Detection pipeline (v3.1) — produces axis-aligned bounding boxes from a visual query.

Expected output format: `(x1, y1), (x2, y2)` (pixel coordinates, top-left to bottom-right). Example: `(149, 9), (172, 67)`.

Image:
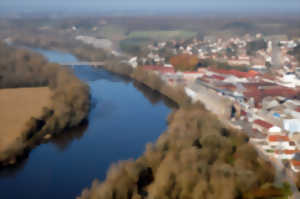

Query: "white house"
(273, 150), (297, 160)
(284, 119), (300, 134)
(290, 160), (300, 172)
(128, 57), (138, 68)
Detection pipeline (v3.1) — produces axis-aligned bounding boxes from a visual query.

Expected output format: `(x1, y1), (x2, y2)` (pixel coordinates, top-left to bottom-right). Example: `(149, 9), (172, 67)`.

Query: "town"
(126, 33), (300, 176)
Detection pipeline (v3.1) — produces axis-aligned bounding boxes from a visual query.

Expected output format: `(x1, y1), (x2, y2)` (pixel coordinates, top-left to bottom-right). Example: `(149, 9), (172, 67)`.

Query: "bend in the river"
(0, 48), (175, 199)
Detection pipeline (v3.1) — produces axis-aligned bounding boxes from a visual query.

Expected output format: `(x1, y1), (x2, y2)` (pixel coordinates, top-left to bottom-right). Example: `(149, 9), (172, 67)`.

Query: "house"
(267, 135), (290, 147)
(128, 57), (138, 68)
(274, 150), (298, 160)
(283, 119), (300, 134)
(208, 68), (259, 79)
(253, 119), (274, 133)
(290, 160), (300, 172)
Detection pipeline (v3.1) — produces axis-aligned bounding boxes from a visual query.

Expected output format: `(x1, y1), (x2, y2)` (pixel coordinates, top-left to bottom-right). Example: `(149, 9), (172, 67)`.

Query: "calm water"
(0, 49), (174, 199)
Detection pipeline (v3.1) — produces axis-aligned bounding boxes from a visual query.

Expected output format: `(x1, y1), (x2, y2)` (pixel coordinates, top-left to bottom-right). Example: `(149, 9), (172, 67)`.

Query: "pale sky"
(1, 0), (300, 13)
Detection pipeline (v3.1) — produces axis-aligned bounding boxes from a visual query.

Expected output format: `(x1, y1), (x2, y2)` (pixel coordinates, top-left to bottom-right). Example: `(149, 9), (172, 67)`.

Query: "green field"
(128, 30), (197, 41)
(119, 38), (151, 55)
(98, 25), (128, 40)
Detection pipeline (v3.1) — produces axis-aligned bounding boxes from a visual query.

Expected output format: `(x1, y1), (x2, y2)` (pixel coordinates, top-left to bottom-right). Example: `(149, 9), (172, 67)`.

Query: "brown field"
(0, 87), (52, 157)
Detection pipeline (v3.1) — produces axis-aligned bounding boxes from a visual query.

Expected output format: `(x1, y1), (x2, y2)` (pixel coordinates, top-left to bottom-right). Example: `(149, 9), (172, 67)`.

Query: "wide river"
(0, 49), (175, 198)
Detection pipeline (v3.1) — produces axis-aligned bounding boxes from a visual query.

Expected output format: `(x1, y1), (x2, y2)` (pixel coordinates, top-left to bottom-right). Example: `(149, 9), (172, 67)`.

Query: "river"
(0, 48), (175, 199)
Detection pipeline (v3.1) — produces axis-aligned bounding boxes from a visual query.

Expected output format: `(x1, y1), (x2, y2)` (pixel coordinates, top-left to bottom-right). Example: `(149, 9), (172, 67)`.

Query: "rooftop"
(291, 160), (300, 167)
(268, 135), (290, 142)
(254, 119), (273, 129)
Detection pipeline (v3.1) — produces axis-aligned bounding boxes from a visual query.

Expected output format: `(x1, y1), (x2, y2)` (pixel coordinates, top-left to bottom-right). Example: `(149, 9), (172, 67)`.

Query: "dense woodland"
(170, 54), (199, 71)
(0, 42), (90, 163)
(246, 39), (267, 56)
(78, 102), (290, 199)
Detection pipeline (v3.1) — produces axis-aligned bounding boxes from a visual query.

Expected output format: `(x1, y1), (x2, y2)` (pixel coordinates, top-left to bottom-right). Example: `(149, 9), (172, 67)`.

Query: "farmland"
(128, 30), (197, 41)
(0, 87), (51, 162)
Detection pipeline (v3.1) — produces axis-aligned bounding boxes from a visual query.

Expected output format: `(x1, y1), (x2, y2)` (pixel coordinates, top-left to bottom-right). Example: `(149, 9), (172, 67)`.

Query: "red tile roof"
(291, 160), (300, 166)
(242, 82), (275, 90)
(208, 68), (259, 78)
(217, 84), (237, 92)
(183, 71), (204, 74)
(254, 119), (273, 129)
(290, 141), (296, 146)
(260, 73), (276, 81)
(244, 86), (300, 105)
(275, 150), (299, 155)
(211, 74), (225, 81)
(284, 150), (299, 155)
(241, 110), (247, 116)
(261, 87), (298, 97)
(268, 135), (290, 142)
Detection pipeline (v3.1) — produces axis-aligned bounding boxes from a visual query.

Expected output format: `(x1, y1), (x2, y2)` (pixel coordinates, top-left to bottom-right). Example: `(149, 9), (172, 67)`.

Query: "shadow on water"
(72, 65), (132, 84)
(0, 152), (30, 178)
(0, 121), (89, 176)
(50, 121), (89, 151)
(132, 81), (178, 109)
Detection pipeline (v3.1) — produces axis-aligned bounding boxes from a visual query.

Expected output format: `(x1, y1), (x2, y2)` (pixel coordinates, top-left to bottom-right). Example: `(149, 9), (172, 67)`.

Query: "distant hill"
(222, 21), (257, 34)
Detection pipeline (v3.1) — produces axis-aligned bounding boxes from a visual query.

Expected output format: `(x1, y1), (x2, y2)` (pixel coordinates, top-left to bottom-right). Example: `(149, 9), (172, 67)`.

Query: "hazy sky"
(1, 0), (300, 13)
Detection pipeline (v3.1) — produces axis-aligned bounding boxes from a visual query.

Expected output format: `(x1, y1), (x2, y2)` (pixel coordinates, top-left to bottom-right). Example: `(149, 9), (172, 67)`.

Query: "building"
(253, 119), (274, 133)
(274, 150), (298, 160)
(290, 160), (300, 172)
(267, 135), (290, 147)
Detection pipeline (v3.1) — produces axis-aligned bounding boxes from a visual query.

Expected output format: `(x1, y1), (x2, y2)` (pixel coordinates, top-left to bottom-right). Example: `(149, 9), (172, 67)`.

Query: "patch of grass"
(98, 25), (127, 40)
(119, 38), (151, 55)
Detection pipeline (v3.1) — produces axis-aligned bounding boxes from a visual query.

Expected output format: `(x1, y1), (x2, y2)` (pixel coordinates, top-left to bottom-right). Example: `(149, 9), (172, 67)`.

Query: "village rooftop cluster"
(128, 33), (300, 174)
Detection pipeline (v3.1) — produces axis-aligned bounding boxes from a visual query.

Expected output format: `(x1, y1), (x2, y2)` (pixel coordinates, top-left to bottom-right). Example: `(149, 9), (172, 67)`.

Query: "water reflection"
(51, 121), (89, 151)
(0, 151), (30, 178)
(133, 81), (178, 109)
(0, 122), (88, 176)
(72, 65), (132, 84)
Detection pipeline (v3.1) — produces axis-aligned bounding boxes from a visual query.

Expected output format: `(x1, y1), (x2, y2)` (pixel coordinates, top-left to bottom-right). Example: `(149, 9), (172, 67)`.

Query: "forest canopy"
(78, 103), (289, 199)
(170, 54), (199, 71)
(246, 39), (267, 55)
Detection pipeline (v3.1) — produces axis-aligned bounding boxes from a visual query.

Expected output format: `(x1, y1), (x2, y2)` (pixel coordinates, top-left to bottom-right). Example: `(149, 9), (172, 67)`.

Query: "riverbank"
(0, 43), (91, 166)
(67, 52), (291, 198)
(8, 41), (292, 198)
